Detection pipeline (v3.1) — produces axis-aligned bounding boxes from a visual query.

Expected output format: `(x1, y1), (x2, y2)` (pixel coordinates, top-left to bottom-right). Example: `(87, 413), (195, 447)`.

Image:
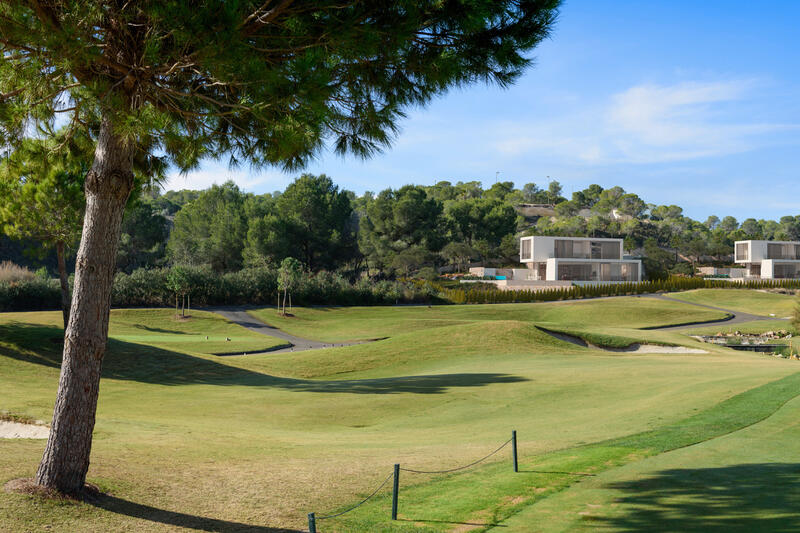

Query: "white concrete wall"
(761, 259), (774, 279)
(512, 268), (533, 280)
(735, 240), (766, 263)
(546, 258), (558, 280)
(532, 236), (556, 262)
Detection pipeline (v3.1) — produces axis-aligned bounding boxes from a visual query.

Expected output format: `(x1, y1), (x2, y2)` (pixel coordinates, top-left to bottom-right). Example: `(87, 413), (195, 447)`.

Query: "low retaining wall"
(460, 279), (573, 292)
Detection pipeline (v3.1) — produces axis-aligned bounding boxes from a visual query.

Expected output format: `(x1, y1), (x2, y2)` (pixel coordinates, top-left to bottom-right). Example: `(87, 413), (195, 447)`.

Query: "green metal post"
(392, 463), (400, 520)
(512, 430), (518, 472)
(308, 512), (316, 533)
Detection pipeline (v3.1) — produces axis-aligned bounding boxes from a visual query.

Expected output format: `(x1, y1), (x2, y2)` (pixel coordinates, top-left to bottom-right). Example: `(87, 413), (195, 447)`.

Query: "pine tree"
(0, 0), (560, 494)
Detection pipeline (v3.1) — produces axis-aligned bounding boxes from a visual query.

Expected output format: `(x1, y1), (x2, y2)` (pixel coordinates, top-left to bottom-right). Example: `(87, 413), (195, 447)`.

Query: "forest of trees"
(5, 175), (799, 282)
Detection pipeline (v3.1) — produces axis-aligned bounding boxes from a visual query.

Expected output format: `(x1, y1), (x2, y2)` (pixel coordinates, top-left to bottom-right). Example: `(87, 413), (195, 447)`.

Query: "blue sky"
(164, 1), (800, 221)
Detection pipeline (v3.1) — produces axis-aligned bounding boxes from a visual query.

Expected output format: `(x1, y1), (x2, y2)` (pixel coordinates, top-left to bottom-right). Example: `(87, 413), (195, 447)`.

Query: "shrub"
(0, 261), (35, 283)
(0, 278), (61, 311)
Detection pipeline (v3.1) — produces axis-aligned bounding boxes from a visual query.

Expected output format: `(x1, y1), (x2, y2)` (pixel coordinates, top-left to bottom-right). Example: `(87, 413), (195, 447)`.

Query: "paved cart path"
(642, 294), (789, 331)
(207, 306), (371, 355)
(209, 294), (789, 354)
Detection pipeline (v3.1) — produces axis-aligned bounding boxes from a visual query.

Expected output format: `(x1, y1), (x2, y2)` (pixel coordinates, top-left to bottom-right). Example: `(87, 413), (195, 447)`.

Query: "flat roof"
(520, 235), (623, 242)
(735, 240), (800, 245)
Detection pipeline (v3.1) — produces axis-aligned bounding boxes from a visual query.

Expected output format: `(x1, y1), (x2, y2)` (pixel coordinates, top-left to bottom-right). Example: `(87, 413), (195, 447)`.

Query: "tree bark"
(35, 118), (134, 494)
(55, 240), (70, 331)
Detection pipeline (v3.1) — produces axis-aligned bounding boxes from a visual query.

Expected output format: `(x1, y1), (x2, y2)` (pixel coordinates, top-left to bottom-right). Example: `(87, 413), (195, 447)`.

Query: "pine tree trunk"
(56, 240), (70, 331)
(35, 118), (134, 495)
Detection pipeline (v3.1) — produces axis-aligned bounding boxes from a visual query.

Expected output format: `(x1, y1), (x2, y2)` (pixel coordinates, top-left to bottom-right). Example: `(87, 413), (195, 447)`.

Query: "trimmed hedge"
(3, 270), (799, 312)
(438, 276), (800, 304)
(0, 278), (62, 311)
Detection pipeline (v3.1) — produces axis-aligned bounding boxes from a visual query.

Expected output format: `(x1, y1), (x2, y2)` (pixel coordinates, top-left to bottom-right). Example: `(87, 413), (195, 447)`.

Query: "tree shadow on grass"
(131, 323), (193, 335)
(594, 463), (800, 532)
(0, 322), (528, 393)
(90, 493), (302, 532)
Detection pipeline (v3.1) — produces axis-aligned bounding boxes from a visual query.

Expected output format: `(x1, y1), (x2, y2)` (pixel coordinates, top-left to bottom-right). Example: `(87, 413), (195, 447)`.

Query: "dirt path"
(207, 306), (371, 354)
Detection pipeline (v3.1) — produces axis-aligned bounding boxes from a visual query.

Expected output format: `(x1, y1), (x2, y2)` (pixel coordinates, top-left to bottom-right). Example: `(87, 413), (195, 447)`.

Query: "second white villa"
(735, 240), (800, 279)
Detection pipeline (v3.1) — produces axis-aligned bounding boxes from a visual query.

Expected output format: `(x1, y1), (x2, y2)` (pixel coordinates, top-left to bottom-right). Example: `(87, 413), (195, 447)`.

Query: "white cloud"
(161, 163), (292, 193)
(493, 79), (798, 165)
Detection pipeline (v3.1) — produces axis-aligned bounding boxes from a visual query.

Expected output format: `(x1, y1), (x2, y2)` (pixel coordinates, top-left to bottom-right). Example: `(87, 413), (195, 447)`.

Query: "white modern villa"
(519, 236), (642, 283)
(734, 240), (800, 279)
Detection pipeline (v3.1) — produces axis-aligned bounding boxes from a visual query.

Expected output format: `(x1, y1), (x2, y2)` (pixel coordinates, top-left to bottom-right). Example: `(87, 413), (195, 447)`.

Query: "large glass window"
(600, 241), (620, 259)
(768, 243), (784, 259)
(557, 262), (638, 281)
(555, 239), (620, 259)
(774, 264), (800, 279)
(735, 243), (748, 261)
(558, 263), (592, 280)
(520, 239), (532, 260)
(766, 243), (800, 260)
(554, 239), (573, 259)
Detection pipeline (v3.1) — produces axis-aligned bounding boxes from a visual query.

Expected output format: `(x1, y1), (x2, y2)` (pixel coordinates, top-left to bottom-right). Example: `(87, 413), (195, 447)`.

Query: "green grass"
(248, 296), (730, 343)
(669, 288), (797, 317)
(501, 377), (800, 532)
(686, 319), (796, 336)
(0, 292), (796, 531)
(109, 308), (287, 354)
(332, 370), (800, 531)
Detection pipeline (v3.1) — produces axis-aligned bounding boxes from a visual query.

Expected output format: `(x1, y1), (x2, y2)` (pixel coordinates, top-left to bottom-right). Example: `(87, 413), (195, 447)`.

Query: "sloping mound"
(247, 320), (585, 379)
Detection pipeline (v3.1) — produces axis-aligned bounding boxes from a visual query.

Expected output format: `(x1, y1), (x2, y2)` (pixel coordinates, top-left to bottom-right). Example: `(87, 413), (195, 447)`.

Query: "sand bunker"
(539, 327), (707, 354)
(0, 420), (49, 439)
(616, 344), (707, 354)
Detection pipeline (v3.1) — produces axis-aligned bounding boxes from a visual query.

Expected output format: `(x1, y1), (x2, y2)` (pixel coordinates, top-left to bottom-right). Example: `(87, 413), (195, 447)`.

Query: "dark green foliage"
(167, 182), (248, 271)
(0, 0), (561, 173)
(117, 199), (169, 272)
(0, 130), (87, 256)
(0, 278), (62, 311)
(244, 174), (356, 270)
(358, 185), (445, 271)
(5, 270), (800, 311)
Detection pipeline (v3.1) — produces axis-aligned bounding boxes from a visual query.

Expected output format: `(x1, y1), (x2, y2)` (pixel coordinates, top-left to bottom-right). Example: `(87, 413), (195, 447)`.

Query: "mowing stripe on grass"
(322, 370), (800, 532)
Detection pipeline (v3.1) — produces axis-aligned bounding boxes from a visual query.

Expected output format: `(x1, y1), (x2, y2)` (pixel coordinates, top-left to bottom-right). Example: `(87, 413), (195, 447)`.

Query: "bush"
(0, 278), (61, 311)
(0, 261), (35, 283)
(6, 266), (800, 312)
(416, 267), (439, 281)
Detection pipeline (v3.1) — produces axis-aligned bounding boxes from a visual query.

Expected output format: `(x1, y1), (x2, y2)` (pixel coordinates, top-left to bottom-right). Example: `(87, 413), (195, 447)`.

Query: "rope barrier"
(316, 470), (394, 520)
(309, 431), (519, 532)
(399, 438), (512, 474)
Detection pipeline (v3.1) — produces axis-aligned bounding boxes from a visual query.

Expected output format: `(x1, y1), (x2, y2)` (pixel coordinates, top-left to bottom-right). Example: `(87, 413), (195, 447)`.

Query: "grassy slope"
(500, 381), (800, 532)
(248, 296), (729, 343)
(335, 369), (800, 532)
(109, 308), (287, 354)
(0, 294), (795, 532)
(669, 288), (797, 317)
